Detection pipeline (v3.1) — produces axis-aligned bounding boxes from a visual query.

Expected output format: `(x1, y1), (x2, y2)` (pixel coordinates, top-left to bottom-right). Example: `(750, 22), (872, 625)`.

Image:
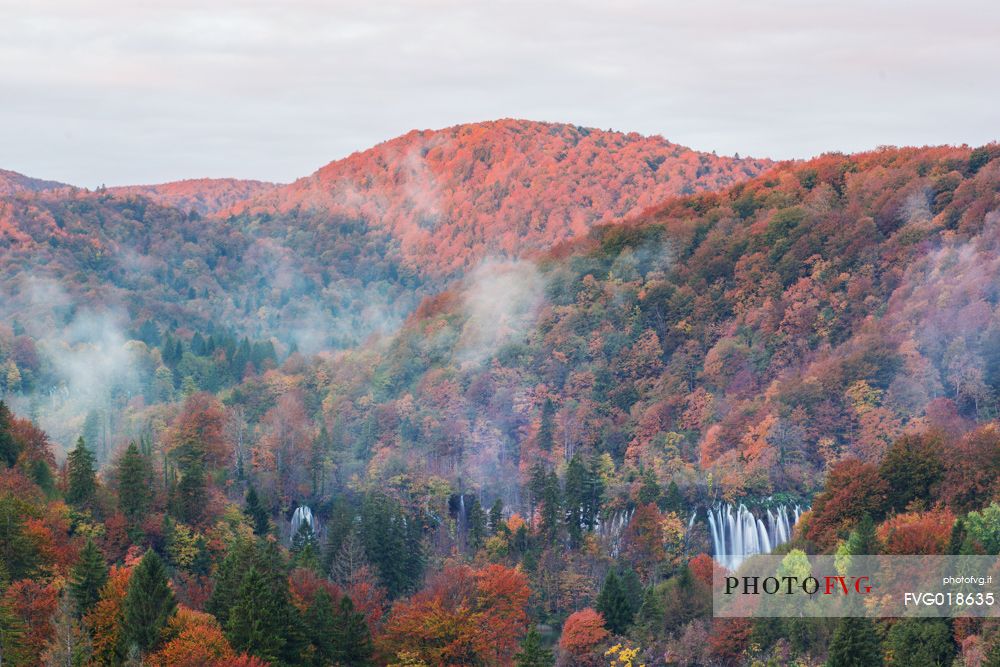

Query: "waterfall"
(291, 505), (316, 541)
(701, 503), (803, 570)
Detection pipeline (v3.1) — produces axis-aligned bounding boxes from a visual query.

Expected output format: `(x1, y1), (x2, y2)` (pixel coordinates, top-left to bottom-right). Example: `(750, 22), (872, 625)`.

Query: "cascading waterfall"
(290, 505), (316, 542)
(703, 503), (803, 570)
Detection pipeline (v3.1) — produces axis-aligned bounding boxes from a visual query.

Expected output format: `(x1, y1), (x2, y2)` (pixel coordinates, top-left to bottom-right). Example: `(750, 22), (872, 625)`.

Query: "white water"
(704, 503), (802, 570)
(291, 505), (316, 541)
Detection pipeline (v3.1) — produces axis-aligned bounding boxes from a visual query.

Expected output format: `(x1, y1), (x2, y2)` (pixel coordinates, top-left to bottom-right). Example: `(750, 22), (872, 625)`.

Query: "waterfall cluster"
(705, 504), (802, 570)
(291, 505), (316, 539)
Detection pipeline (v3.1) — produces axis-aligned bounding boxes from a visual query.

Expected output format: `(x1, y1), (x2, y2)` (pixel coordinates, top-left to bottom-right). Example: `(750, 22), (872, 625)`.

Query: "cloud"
(0, 0), (998, 187)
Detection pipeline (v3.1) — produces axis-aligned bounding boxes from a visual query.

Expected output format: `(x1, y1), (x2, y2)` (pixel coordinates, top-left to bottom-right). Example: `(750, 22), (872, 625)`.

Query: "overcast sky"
(1, 0), (998, 188)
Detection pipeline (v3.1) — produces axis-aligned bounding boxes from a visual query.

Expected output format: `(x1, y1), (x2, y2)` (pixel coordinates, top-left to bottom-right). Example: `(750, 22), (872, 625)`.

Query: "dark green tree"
(359, 493), (423, 598)
(117, 442), (151, 526)
(0, 401), (21, 468)
(884, 619), (954, 667)
(226, 566), (289, 664)
(489, 499), (505, 535)
(174, 458), (207, 525)
(244, 485), (270, 536)
(304, 587), (337, 667)
(637, 468), (661, 506)
(466, 497), (487, 552)
(121, 550), (176, 654)
(633, 586), (666, 640)
(69, 538), (108, 616)
(514, 626), (555, 667)
(537, 398), (555, 452)
(846, 514), (881, 556)
(206, 538), (256, 628)
(564, 454), (588, 547)
(596, 570), (634, 635)
(827, 617), (883, 667)
(292, 522), (321, 572)
(332, 594), (374, 666)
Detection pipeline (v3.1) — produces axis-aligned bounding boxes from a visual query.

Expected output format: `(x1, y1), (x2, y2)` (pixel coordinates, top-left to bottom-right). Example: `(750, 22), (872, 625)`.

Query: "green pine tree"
(515, 626), (555, 667)
(489, 499), (505, 535)
(537, 398), (555, 452)
(117, 442), (151, 526)
(69, 538), (108, 616)
(332, 594), (374, 666)
(564, 454), (587, 548)
(466, 497), (487, 552)
(634, 586), (666, 639)
(827, 616), (883, 667)
(174, 457), (207, 525)
(846, 514), (881, 556)
(121, 550), (176, 654)
(596, 570), (634, 635)
(883, 619), (954, 667)
(244, 485), (271, 536)
(0, 401), (22, 468)
(226, 566), (288, 664)
(304, 587), (337, 667)
(292, 522), (321, 572)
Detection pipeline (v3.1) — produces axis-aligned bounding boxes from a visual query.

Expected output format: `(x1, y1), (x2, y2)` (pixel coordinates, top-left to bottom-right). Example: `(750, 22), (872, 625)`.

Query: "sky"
(1, 0), (998, 188)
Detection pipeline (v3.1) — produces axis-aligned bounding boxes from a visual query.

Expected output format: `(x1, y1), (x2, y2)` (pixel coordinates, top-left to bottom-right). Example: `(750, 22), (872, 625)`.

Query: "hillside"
(2, 141), (1000, 667)
(0, 168), (68, 196)
(106, 178), (279, 215)
(234, 119), (772, 276)
(0, 120), (770, 360)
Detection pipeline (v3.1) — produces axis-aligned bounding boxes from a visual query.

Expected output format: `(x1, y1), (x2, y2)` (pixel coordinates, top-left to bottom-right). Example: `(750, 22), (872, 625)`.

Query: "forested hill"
(228, 119), (772, 276)
(2, 142), (1000, 666)
(300, 143), (1000, 505)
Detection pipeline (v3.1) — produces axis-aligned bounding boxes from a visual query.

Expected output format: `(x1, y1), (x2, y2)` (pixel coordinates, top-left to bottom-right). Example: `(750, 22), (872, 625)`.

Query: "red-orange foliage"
(237, 120), (770, 277)
(3, 579), (58, 660)
(288, 566), (342, 612)
(688, 553), (717, 587)
(941, 424), (1000, 512)
(878, 509), (955, 555)
(168, 392), (231, 469)
(86, 564), (133, 664)
(559, 608), (608, 656)
(708, 618), (752, 663)
(622, 503), (667, 580)
(805, 459), (888, 549)
(148, 607), (237, 667)
(382, 563), (530, 666)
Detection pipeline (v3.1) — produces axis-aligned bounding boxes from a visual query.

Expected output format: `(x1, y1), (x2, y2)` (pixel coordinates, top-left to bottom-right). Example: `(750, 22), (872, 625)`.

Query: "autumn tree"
(558, 608), (608, 662)
(877, 432), (944, 513)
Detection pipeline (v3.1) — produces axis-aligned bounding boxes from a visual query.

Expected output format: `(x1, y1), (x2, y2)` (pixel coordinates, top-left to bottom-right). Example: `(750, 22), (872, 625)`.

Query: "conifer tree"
(564, 454), (588, 547)
(466, 497), (487, 552)
(489, 499), (505, 535)
(827, 616), (883, 667)
(226, 566), (288, 664)
(304, 587), (338, 666)
(69, 538), (108, 616)
(515, 626), (555, 667)
(121, 550), (176, 654)
(117, 442), (151, 525)
(292, 522), (321, 572)
(596, 570), (634, 635)
(537, 398), (555, 451)
(244, 485), (271, 536)
(846, 514), (881, 556)
(332, 594), (374, 666)
(0, 400), (21, 468)
(174, 458), (207, 525)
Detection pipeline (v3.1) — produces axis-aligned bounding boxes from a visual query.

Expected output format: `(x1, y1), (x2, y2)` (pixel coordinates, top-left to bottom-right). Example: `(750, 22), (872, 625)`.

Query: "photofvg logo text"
(713, 555), (1000, 618)
(724, 575), (871, 596)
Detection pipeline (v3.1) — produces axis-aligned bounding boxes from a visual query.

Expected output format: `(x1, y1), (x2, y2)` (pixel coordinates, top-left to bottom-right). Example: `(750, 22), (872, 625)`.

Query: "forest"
(1, 124), (1000, 665)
